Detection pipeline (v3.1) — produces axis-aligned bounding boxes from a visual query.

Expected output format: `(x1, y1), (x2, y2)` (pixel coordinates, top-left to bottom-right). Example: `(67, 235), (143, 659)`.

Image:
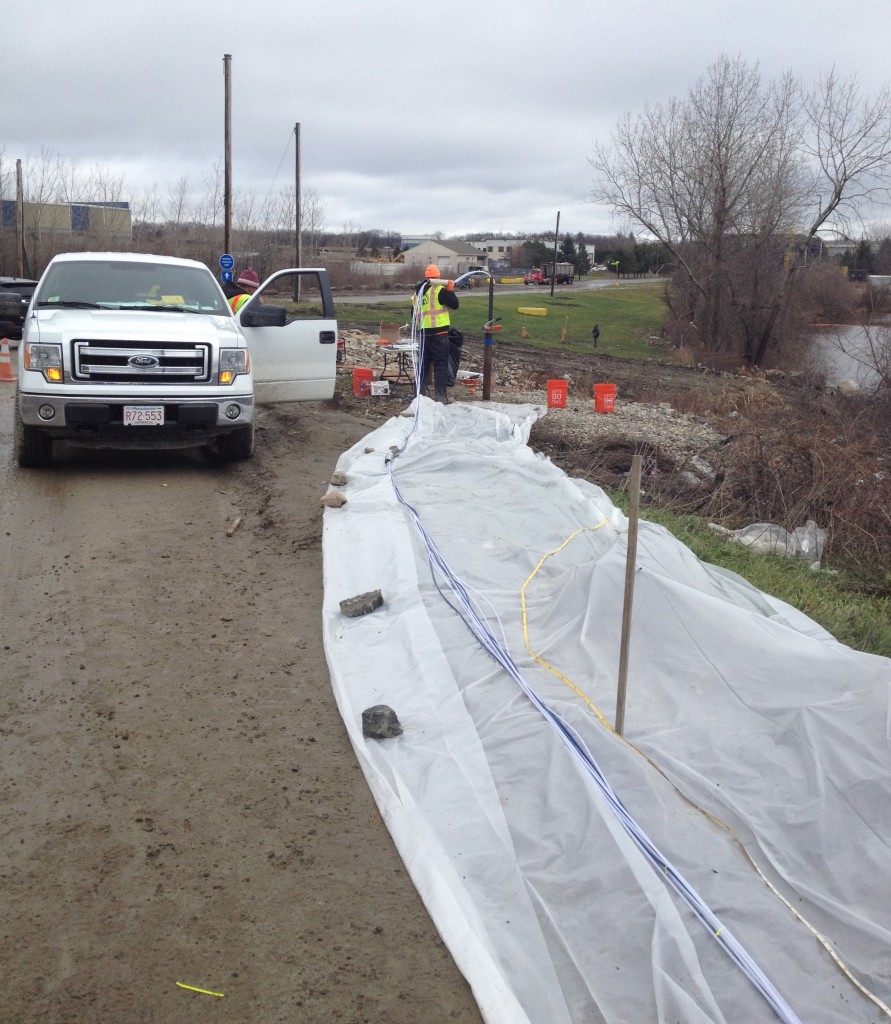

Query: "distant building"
(814, 227), (856, 260)
(400, 234), (436, 251)
(477, 238), (529, 268)
(401, 239), (488, 277)
(1, 200), (132, 242)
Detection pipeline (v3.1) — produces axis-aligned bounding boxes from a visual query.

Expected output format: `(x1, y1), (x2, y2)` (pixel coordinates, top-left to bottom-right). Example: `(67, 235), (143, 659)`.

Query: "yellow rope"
(176, 982), (224, 997)
(520, 522), (614, 730)
(520, 526), (891, 1019)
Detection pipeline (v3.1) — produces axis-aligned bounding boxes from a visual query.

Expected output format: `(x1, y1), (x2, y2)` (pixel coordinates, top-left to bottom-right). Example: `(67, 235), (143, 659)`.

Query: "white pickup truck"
(14, 251), (337, 467)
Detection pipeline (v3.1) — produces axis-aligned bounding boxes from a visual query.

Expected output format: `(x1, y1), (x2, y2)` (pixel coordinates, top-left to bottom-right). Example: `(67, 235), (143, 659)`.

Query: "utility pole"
(550, 211), (560, 298)
(223, 54), (232, 257)
(294, 123), (301, 268)
(15, 159), (24, 277)
(294, 123), (301, 302)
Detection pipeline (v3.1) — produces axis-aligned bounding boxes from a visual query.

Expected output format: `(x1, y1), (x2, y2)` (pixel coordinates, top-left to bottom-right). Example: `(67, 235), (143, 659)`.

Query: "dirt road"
(0, 387), (482, 1023)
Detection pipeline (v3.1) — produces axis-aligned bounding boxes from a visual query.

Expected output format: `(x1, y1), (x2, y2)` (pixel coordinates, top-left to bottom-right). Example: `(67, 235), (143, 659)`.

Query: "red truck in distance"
(523, 263), (575, 285)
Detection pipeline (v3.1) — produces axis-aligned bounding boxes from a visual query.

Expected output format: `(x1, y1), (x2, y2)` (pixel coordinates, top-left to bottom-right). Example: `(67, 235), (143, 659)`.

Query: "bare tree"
(197, 161), (225, 232)
(133, 183), (163, 226)
(591, 56), (891, 366)
(0, 147), (11, 200)
(164, 175), (193, 254)
(4, 145), (335, 275)
(301, 187), (327, 262)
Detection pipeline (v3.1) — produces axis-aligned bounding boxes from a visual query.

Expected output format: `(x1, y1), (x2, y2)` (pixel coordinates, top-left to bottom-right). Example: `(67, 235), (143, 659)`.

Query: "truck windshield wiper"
(126, 304), (208, 314)
(37, 300), (101, 309)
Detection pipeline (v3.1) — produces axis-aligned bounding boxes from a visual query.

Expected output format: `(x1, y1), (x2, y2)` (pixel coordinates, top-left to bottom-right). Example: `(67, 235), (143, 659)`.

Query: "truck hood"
(30, 308), (242, 345)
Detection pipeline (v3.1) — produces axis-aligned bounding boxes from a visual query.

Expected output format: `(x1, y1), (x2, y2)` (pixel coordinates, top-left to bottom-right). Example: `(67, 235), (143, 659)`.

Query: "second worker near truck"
(414, 264), (459, 403)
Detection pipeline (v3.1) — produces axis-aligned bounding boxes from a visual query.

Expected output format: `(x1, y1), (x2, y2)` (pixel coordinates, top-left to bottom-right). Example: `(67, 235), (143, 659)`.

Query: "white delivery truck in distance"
(14, 252), (337, 467)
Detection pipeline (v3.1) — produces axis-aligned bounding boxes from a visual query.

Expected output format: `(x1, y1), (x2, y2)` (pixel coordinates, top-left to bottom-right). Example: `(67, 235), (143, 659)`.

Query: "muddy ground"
(0, 385), (484, 1024)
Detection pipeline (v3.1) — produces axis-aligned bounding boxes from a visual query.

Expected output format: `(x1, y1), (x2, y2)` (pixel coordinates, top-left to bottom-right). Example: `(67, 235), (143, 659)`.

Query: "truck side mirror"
(241, 304), (287, 328)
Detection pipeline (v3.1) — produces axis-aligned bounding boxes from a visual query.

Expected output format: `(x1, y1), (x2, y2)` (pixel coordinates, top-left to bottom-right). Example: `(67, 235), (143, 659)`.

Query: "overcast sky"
(6, 0), (891, 239)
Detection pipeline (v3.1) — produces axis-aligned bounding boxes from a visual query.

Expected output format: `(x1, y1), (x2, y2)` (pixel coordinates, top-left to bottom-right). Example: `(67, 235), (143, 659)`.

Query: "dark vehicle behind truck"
(0, 277), (39, 343)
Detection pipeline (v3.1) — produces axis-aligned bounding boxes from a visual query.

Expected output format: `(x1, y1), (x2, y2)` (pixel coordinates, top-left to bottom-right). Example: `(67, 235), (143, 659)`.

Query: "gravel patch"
(341, 328), (726, 473)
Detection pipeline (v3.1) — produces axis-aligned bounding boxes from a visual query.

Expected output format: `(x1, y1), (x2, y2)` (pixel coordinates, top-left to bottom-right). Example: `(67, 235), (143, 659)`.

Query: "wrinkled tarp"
(321, 399), (890, 1024)
(708, 519), (828, 566)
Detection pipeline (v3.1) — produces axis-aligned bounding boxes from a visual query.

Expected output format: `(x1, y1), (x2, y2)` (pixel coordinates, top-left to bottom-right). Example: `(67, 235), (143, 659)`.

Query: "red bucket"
(593, 383), (616, 413)
(352, 367), (374, 396)
(547, 379), (568, 408)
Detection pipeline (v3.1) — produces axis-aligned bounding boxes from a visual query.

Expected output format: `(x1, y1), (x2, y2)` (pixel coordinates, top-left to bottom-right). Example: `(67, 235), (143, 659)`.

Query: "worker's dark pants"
(420, 330), (450, 400)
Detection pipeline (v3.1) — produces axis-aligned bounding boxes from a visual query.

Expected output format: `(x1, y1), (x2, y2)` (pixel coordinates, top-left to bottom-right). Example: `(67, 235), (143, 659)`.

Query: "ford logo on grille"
(128, 355), (160, 368)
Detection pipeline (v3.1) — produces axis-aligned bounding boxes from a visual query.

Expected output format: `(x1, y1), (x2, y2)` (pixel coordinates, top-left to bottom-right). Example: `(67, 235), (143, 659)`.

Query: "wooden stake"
(615, 454), (641, 736)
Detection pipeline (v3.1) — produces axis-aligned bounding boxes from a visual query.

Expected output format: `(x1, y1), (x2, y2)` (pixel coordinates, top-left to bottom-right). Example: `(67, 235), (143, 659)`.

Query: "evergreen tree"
(558, 234), (578, 266)
(575, 241), (593, 276)
(875, 237), (891, 275)
(521, 240), (550, 267)
(854, 239), (875, 273)
(620, 244), (639, 275)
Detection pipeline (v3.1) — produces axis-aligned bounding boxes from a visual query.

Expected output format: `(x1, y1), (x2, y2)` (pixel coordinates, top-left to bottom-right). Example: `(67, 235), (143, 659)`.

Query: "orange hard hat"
(424, 264), (440, 279)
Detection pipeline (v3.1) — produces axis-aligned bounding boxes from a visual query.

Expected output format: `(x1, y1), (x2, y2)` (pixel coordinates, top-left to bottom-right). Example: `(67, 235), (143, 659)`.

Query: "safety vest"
(230, 293), (251, 314)
(417, 283), (450, 331)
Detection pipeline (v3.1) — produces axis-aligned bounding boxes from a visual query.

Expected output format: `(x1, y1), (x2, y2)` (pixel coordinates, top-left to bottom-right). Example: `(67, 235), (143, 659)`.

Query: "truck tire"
(14, 405), (53, 468)
(215, 424), (254, 462)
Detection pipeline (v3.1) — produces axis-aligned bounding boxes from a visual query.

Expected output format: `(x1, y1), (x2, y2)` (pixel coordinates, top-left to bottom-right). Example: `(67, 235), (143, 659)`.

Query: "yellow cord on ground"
(520, 522), (614, 731)
(176, 982), (225, 997)
(520, 526), (891, 1019)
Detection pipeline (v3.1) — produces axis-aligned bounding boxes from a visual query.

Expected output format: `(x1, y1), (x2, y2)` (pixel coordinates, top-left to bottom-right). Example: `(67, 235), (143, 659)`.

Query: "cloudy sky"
(6, 0), (891, 239)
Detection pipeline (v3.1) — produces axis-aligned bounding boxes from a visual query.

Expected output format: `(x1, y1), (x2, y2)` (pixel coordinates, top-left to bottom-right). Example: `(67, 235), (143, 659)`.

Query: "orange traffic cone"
(0, 338), (15, 382)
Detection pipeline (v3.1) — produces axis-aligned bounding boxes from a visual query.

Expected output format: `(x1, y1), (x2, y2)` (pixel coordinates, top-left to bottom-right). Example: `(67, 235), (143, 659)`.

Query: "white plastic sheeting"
(707, 520), (828, 567)
(321, 399), (891, 1024)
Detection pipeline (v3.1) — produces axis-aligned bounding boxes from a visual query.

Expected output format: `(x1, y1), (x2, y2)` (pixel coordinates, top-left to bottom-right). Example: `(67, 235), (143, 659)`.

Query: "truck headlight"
(219, 348), (249, 385)
(25, 343), (63, 382)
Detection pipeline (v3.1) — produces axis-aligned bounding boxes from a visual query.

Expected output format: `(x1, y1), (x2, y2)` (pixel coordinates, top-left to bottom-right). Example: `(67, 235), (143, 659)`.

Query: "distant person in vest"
(413, 264), (459, 403)
(228, 268), (260, 314)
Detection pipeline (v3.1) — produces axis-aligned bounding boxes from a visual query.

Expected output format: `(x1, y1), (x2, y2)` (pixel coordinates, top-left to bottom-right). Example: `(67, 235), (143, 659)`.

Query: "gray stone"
(362, 704), (403, 740)
(330, 470), (348, 487)
(339, 589), (384, 618)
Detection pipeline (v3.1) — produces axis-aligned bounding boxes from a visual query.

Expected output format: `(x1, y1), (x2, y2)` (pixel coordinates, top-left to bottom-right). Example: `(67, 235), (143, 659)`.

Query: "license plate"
(124, 405), (164, 426)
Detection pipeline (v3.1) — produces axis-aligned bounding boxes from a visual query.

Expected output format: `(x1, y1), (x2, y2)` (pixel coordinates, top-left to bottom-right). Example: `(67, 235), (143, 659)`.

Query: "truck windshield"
(36, 260), (229, 315)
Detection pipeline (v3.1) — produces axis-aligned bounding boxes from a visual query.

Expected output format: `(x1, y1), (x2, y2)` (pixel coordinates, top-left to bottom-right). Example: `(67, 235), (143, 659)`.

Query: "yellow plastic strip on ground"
(176, 981), (225, 997)
(517, 307), (548, 316)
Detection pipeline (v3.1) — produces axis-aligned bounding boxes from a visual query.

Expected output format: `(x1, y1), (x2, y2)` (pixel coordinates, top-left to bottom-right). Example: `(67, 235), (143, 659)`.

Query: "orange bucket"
(352, 367), (374, 396)
(593, 383), (616, 413)
(547, 379), (568, 408)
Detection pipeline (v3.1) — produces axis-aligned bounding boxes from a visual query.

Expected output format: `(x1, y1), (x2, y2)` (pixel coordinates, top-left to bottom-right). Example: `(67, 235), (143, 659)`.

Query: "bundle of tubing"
(385, 298), (805, 1022)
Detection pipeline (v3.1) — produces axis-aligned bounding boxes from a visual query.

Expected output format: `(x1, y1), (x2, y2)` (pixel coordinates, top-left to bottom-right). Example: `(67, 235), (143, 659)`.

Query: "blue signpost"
(219, 253), (234, 285)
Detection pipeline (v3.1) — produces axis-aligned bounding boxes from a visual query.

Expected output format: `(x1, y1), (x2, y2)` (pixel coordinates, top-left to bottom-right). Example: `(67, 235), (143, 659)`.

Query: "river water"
(814, 324), (888, 390)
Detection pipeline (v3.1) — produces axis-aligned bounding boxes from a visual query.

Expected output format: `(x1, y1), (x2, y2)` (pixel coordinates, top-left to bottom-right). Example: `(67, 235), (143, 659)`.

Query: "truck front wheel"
(215, 424), (255, 462)
(14, 408), (53, 468)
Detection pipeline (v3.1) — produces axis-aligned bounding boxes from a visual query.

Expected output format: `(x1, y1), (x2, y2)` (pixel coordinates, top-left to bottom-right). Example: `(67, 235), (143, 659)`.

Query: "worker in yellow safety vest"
(227, 268), (260, 314)
(413, 264), (459, 403)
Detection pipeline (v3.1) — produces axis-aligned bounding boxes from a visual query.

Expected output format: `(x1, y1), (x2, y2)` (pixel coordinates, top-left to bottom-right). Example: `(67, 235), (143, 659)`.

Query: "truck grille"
(72, 339), (211, 384)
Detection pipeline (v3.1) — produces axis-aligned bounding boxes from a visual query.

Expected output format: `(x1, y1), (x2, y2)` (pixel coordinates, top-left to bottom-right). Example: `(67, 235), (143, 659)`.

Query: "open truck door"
(237, 268), (337, 403)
